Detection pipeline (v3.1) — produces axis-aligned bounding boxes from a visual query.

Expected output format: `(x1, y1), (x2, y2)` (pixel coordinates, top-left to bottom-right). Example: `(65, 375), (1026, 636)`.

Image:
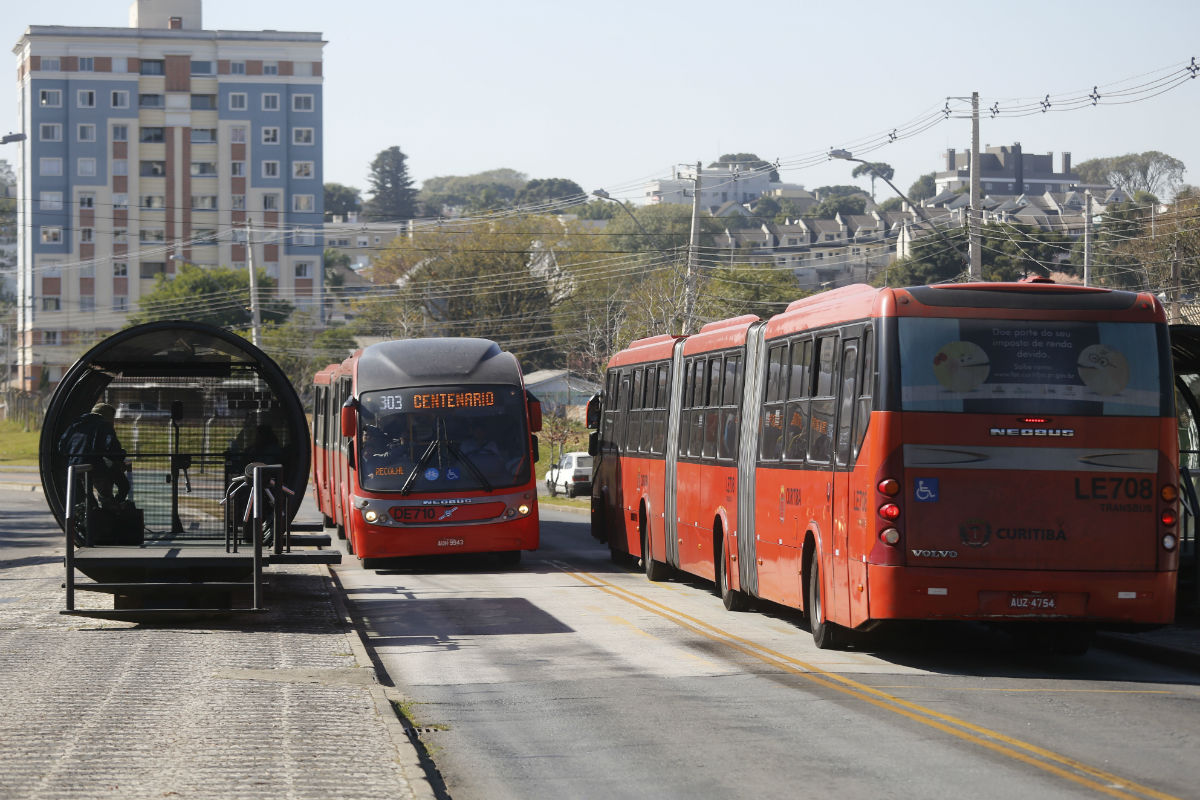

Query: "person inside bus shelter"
(58, 402), (131, 509)
(225, 410), (284, 476)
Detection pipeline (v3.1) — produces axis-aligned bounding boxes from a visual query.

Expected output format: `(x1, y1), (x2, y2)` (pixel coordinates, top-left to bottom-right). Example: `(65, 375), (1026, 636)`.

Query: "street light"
(592, 189), (652, 238)
(1, 132), (26, 145)
(829, 149), (969, 275)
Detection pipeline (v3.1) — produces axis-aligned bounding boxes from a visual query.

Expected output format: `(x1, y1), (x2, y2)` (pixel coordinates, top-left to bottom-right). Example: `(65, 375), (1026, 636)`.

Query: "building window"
(294, 261), (312, 278)
(293, 128), (314, 145)
(80, 296), (95, 312)
(191, 162), (218, 177)
(113, 228), (127, 243)
(293, 194), (315, 212)
(39, 88), (61, 107)
(139, 93), (164, 108)
(231, 61), (246, 75)
(293, 161), (314, 179)
(45, 330), (61, 344)
(231, 160), (245, 177)
(42, 57), (61, 71)
(112, 160), (127, 176)
(39, 123), (62, 142)
(77, 89), (96, 108)
(113, 296), (128, 312)
(262, 161), (279, 178)
(112, 124), (128, 142)
(111, 90), (129, 109)
(140, 127), (165, 143)
(77, 123), (96, 142)
(113, 262), (128, 277)
(292, 94), (314, 111)
(295, 229), (316, 246)
(77, 158), (97, 177)
(262, 93), (280, 111)
(263, 194), (280, 211)
(263, 62), (279, 76)
(39, 192), (63, 211)
(194, 229), (218, 244)
(42, 297), (61, 312)
(78, 57), (94, 72)
(229, 92), (247, 111)
(191, 195), (218, 210)
(79, 192), (95, 209)
(230, 126), (247, 144)
(140, 195), (166, 209)
(140, 230), (166, 243)
(232, 195), (246, 210)
(140, 161), (166, 177)
(80, 228), (94, 244)
(39, 158), (63, 176)
(141, 59), (164, 75)
(191, 128), (217, 144)
(190, 60), (213, 75)
(261, 127), (279, 144)
(190, 94), (217, 110)
(112, 194), (128, 210)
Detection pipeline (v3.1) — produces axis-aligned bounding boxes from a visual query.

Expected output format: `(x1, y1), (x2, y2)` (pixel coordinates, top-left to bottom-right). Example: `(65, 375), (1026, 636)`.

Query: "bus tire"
(323, 514), (334, 528)
(717, 532), (749, 612)
(807, 558), (842, 650)
(641, 513), (670, 582)
(335, 521), (347, 540)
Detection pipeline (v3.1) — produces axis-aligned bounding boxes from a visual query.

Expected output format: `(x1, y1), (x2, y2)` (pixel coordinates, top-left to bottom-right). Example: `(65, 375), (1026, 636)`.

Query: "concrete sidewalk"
(0, 484), (438, 800)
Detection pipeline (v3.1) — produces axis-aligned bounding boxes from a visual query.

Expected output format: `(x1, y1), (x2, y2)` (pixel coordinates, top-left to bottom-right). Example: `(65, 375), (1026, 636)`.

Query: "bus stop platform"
(0, 482), (438, 800)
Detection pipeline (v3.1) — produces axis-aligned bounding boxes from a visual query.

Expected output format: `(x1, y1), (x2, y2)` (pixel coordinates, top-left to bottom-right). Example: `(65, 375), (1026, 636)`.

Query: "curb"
(323, 566), (441, 800)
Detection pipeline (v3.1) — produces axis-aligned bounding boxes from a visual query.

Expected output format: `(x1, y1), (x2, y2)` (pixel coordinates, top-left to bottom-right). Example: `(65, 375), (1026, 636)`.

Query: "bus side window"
(616, 371), (631, 455)
(678, 360), (693, 457)
(627, 367), (644, 453)
(718, 354), (741, 461)
(836, 341), (859, 465)
(760, 344), (787, 461)
(853, 328), (874, 459)
(652, 363), (670, 454)
(688, 358), (706, 459)
(808, 335), (837, 464)
(702, 356), (723, 459)
(783, 339), (812, 461)
(640, 365), (656, 453)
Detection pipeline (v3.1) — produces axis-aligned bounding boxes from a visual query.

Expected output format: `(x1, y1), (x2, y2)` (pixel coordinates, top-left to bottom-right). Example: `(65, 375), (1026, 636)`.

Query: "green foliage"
(515, 178), (585, 207)
(323, 248), (350, 288)
(1070, 193), (1200, 294)
(907, 172), (937, 202)
(571, 198), (620, 221)
(257, 312), (358, 404)
(805, 194), (866, 218)
(1073, 151), (1186, 198)
(324, 182), (361, 221)
(127, 262), (292, 329)
(0, 418), (40, 464)
(813, 185), (862, 199)
(703, 262), (804, 321)
(711, 153), (779, 182)
(362, 146), (418, 222)
(850, 161), (894, 200)
(418, 169), (528, 216)
(885, 222), (1072, 287)
(877, 197), (903, 212)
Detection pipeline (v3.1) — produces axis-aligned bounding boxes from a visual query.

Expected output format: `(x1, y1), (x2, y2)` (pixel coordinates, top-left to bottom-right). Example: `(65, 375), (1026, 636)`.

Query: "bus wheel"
(497, 550), (522, 567)
(807, 559), (842, 649)
(642, 516), (670, 582)
(335, 522), (347, 540)
(345, 530), (355, 556)
(323, 514), (334, 528)
(717, 534), (748, 612)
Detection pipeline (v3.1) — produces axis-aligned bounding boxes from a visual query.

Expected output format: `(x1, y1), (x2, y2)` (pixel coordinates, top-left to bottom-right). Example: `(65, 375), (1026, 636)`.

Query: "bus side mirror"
(527, 391), (542, 433)
(588, 431), (598, 456)
(586, 394), (601, 429)
(531, 434), (540, 463)
(340, 398), (356, 438)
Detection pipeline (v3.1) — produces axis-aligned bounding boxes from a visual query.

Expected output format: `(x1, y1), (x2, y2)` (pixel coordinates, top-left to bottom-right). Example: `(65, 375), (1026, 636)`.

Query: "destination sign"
(412, 391), (496, 410)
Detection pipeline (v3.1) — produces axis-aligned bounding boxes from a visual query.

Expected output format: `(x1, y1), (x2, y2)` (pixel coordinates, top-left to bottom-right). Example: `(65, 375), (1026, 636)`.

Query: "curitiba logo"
(959, 518), (991, 548)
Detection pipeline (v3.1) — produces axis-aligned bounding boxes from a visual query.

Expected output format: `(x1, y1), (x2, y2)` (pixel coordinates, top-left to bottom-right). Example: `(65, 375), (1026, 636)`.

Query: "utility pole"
(246, 221), (262, 347)
(968, 91), (982, 281)
(684, 161), (701, 335)
(1082, 190), (1092, 286)
(1172, 236), (1182, 324)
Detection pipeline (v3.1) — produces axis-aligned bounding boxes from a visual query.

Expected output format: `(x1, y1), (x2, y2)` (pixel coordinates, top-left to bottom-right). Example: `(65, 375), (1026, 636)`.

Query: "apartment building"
(12, 0), (325, 389)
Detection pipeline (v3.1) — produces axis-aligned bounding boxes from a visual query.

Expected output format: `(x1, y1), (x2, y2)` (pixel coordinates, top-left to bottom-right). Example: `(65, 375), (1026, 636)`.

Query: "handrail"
(63, 463), (94, 611)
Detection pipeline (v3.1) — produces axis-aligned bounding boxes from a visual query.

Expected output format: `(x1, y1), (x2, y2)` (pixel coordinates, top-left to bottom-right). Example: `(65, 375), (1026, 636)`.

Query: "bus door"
(809, 333), (849, 624)
(832, 335), (861, 627)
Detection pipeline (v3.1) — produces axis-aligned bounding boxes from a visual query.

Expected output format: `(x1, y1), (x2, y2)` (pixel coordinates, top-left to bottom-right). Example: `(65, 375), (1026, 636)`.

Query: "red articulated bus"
(590, 280), (1179, 650)
(312, 337), (542, 566)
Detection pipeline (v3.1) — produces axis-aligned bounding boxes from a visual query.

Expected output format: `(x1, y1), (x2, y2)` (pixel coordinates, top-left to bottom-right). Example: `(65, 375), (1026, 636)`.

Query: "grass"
(0, 420), (41, 465)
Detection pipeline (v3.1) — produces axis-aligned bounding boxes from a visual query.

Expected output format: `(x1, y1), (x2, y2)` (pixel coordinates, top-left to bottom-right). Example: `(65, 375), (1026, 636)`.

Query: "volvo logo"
(990, 428), (1074, 437)
(911, 549), (958, 559)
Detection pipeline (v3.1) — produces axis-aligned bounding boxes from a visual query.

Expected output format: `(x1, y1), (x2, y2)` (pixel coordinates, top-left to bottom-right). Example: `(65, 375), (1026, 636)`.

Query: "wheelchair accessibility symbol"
(914, 478), (939, 502)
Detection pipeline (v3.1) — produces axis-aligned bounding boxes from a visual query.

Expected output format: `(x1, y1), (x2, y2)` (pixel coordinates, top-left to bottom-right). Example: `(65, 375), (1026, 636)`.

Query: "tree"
(418, 169), (528, 216)
(128, 263), (292, 329)
(324, 183), (361, 222)
(850, 162), (894, 202)
(361, 146), (417, 222)
(258, 312), (357, 404)
(805, 195), (867, 218)
(515, 178), (585, 208)
(907, 172), (937, 202)
(886, 222), (1070, 287)
(813, 185), (862, 199)
(323, 248), (350, 288)
(711, 153), (779, 182)
(1074, 151), (1186, 198)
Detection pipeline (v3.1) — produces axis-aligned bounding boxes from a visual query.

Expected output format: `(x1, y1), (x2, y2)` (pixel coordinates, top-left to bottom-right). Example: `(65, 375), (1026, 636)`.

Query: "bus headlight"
(363, 509), (379, 523)
(518, 504), (531, 516)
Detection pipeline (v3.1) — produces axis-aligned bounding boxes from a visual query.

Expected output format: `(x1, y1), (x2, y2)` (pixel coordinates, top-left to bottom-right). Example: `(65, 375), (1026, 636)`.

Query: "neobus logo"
(990, 427), (1074, 438)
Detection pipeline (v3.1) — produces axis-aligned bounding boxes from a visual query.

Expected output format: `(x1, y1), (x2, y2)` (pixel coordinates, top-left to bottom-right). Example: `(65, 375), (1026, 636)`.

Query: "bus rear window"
(897, 318), (1165, 416)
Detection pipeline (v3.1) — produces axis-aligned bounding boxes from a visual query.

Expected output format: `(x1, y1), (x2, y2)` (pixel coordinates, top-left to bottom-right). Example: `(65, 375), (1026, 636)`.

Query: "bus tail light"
(879, 503), (900, 521)
(1161, 509), (1178, 528)
(877, 478), (900, 497)
(1163, 534), (1178, 550)
(1161, 485), (1178, 502)
(879, 528), (901, 545)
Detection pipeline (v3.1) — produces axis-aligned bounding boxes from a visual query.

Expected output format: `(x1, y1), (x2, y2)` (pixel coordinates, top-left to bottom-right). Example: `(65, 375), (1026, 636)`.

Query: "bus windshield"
(898, 318), (1166, 416)
(357, 385), (530, 492)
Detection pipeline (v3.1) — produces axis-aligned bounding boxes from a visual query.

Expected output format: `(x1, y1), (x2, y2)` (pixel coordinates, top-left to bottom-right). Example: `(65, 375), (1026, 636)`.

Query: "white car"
(544, 451), (593, 498)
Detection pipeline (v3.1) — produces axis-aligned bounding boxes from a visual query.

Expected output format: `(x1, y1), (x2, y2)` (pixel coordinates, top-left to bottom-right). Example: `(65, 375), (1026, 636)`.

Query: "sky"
(7, 1), (1200, 205)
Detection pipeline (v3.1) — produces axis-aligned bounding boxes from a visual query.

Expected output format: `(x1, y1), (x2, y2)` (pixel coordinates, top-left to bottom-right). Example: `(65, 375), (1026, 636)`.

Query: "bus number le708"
(1072, 477), (1153, 501)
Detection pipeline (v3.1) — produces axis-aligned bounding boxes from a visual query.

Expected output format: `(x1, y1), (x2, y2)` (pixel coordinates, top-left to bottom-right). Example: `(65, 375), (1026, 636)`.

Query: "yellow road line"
(559, 564), (1181, 800)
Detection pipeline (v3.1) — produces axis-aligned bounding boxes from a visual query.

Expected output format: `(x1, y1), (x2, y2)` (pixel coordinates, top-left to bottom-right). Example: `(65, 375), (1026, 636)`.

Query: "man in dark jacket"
(58, 402), (130, 508)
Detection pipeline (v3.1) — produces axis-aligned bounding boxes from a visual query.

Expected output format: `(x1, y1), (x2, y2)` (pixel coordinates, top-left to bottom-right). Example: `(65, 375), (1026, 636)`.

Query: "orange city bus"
(590, 280), (1179, 650)
(313, 337), (542, 566)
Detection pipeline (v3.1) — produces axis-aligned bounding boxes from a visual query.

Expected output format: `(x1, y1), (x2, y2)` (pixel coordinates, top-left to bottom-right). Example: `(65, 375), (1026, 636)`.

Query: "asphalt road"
(333, 507), (1200, 800)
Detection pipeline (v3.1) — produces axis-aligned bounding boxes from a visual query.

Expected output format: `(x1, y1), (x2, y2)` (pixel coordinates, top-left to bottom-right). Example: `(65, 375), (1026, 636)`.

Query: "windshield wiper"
(399, 417), (446, 496)
(447, 439), (493, 493)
